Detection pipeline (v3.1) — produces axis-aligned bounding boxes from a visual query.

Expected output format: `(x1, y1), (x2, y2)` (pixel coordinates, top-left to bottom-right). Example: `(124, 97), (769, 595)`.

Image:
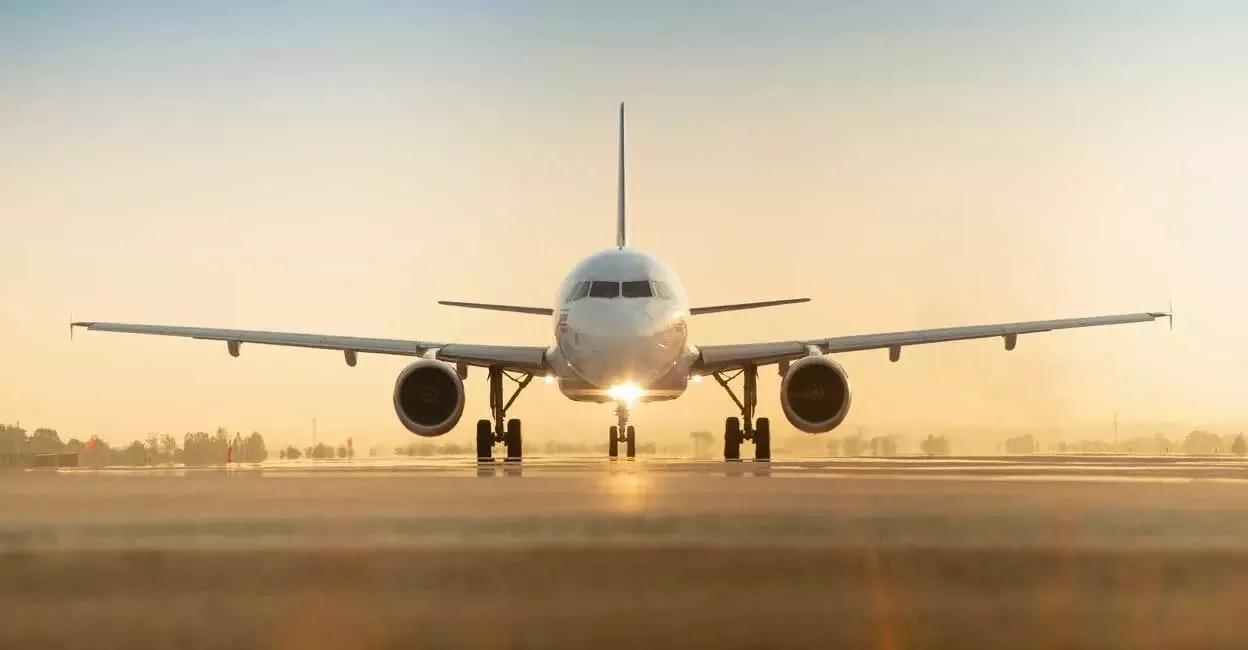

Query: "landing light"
(691, 374), (703, 383)
(606, 382), (643, 405)
(545, 375), (554, 385)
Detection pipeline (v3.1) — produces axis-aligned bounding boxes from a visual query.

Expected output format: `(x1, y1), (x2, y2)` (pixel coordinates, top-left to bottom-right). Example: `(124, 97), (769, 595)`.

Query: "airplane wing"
(438, 301), (554, 316)
(689, 298), (810, 315)
(70, 321), (549, 373)
(695, 310), (1170, 374)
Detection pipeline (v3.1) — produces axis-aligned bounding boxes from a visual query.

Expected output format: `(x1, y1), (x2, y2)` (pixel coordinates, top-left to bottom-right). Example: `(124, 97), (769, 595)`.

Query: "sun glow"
(606, 382), (643, 405)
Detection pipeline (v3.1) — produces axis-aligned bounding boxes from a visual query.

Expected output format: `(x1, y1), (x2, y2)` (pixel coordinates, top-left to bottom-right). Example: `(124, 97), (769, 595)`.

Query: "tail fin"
(616, 102), (627, 249)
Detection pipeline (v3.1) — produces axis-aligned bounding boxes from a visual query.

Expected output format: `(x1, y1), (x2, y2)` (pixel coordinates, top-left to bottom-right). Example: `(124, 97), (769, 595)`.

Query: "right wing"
(70, 321), (549, 373)
(689, 298), (810, 315)
(695, 310), (1169, 373)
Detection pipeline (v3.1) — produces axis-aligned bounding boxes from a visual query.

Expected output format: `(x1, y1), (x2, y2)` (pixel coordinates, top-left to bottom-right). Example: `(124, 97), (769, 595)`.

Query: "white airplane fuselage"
(548, 248), (695, 403)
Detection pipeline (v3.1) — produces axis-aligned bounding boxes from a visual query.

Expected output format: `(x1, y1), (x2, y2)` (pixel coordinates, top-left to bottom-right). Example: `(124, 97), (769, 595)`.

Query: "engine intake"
(393, 360), (465, 437)
(780, 355), (852, 433)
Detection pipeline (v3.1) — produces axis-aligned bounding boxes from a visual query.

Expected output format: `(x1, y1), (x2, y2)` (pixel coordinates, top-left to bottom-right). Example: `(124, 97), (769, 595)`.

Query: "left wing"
(695, 310), (1170, 374)
(70, 321), (549, 373)
(438, 301), (554, 316)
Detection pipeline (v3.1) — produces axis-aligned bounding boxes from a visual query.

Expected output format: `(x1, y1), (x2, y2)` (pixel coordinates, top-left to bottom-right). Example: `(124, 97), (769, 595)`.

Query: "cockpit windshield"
(570, 280), (670, 300)
(621, 280), (653, 298)
(588, 281), (620, 299)
(565, 281), (590, 302)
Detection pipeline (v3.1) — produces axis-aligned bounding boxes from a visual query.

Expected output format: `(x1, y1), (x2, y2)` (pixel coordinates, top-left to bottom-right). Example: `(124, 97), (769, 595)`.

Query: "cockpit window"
(588, 281), (620, 299)
(621, 280), (653, 298)
(566, 281), (590, 302)
(651, 281), (670, 299)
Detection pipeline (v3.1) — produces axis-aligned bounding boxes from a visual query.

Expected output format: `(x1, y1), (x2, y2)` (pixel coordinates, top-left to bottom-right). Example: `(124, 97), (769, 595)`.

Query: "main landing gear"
(608, 401), (637, 459)
(712, 364), (770, 461)
(476, 367), (532, 462)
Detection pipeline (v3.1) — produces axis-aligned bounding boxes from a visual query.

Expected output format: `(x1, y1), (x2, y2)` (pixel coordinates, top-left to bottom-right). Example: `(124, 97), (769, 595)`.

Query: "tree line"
(1004, 431), (1247, 455)
(0, 423), (267, 467)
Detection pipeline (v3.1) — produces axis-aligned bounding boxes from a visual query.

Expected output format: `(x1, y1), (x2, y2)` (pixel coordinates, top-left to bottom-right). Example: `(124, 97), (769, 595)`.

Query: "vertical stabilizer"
(616, 102), (627, 248)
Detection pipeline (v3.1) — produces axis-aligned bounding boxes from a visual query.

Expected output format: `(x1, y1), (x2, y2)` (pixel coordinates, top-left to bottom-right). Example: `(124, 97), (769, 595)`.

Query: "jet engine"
(780, 355), (852, 433)
(392, 360), (465, 437)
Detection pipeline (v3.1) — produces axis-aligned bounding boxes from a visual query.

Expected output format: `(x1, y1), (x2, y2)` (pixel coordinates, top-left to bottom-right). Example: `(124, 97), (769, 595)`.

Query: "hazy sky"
(2, 1), (1245, 448)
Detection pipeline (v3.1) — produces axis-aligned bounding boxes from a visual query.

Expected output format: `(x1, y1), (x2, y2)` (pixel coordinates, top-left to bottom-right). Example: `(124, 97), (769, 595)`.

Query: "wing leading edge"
(70, 321), (549, 373)
(695, 310), (1170, 373)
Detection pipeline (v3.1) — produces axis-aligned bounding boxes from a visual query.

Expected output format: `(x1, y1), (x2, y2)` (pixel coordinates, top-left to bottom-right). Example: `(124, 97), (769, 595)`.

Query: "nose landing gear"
(475, 367), (532, 463)
(712, 364), (770, 461)
(608, 402), (636, 459)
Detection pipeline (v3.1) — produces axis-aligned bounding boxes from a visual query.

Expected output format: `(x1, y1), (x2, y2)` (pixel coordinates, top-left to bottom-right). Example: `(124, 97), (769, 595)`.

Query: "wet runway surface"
(4, 455), (1248, 648)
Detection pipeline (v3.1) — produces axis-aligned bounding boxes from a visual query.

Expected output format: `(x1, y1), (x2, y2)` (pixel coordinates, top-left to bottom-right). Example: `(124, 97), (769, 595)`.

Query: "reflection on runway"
(7, 454), (1248, 648)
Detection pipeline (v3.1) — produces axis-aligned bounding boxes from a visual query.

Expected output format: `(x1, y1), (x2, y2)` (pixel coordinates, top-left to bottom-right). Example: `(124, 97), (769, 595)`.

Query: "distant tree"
(306, 443), (336, 459)
(336, 445), (347, 459)
(842, 435), (864, 457)
(28, 428), (64, 454)
(825, 438), (841, 456)
(1233, 435), (1246, 456)
(1004, 434), (1037, 455)
(241, 432), (268, 463)
(116, 441), (148, 466)
(0, 424), (26, 454)
(80, 436), (113, 466)
(183, 431), (227, 466)
(920, 435), (951, 457)
(436, 443), (472, 455)
(283, 445), (301, 460)
(213, 428), (230, 460)
(159, 434), (179, 463)
(1183, 430), (1220, 455)
(65, 438), (85, 453)
(870, 436), (897, 457)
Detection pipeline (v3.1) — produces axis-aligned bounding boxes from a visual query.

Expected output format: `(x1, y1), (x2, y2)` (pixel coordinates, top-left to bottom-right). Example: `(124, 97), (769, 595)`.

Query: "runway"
(4, 455), (1248, 648)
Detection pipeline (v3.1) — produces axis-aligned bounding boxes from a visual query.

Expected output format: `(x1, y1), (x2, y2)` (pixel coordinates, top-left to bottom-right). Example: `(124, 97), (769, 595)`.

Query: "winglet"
(1168, 299), (1174, 332)
(69, 313), (73, 342)
(616, 101), (627, 249)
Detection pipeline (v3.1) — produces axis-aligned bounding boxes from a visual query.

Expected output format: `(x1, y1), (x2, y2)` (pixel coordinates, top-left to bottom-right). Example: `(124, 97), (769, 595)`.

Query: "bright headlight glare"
(606, 382), (643, 404)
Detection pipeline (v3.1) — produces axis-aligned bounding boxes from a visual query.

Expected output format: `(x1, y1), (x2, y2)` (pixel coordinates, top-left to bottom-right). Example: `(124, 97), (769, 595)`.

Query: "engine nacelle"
(392, 360), (465, 437)
(780, 355), (853, 433)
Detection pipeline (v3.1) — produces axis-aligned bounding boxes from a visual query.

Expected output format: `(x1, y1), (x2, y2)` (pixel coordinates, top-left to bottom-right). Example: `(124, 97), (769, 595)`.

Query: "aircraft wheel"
(626, 425), (636, 458)
(754, 417), (771, 461)
(504, 419), (522, 461)
(609, 426), (619, 458)
(724, 417), (742, 461)
(476, 419), (493, 461)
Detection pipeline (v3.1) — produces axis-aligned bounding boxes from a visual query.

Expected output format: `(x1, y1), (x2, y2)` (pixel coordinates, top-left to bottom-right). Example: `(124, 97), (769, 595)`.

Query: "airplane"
(71, 104), (1171, 462)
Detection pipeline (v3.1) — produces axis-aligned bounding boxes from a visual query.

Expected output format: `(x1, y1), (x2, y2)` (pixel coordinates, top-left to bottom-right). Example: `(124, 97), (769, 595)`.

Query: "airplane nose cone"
(590, 307), (656, 338)
(564, 305), (673, 387)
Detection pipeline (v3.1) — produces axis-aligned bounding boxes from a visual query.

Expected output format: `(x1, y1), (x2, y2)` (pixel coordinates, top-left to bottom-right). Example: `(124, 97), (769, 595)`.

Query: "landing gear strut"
(476, 367), (532, 462)
(608, 401), (636, 459)
(713, 364), (770, 461)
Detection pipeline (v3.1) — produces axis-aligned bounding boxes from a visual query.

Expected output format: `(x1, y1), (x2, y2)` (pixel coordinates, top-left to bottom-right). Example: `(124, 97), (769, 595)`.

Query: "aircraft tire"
(609, 426), (619, 458)
(724, 417), (742, 461)
(476, 419), (493, 461)
(754, 417), (771, 461)
(626, 425), (636, 458)
(505, 419), (522, 461)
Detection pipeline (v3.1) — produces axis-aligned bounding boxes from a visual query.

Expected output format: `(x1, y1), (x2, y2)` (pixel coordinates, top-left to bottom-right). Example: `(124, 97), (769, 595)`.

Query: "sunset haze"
(2, 1), (1244, 449)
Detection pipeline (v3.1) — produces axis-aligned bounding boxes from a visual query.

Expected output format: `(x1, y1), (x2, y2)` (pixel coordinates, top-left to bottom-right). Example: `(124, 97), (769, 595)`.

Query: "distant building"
(869, 436), (897, 457)
(1004, 434), (1037, 455)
